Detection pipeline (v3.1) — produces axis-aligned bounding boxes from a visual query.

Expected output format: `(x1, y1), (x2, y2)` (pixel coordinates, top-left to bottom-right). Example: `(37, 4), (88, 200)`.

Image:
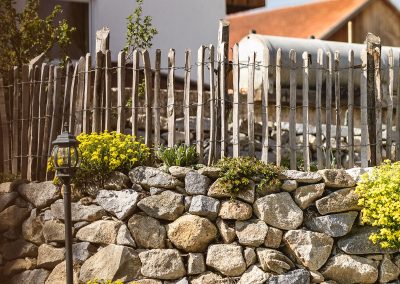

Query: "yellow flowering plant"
(355, 160), (400, 249)
(48, 131), (150, 192)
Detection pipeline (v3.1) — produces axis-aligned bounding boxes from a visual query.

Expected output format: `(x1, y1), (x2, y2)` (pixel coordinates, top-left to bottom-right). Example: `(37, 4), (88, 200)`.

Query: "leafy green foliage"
(0, 0), (75, 72)
(124, 0), (158, 60)
(356, 160), (400, 249)
(48, 131), (150, 193)
(156, 144), (198, 168)
(216, 157), (282, 195)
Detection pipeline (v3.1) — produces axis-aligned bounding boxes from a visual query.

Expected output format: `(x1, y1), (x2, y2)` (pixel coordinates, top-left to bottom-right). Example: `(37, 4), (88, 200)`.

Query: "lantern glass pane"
(56, 146), (70, 167)
(70, 146), (79, 167)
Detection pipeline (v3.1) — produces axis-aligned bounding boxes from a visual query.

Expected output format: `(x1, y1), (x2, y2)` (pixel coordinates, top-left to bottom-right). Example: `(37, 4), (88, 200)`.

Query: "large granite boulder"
(316, 188), (362, 215)
(129, 166), (182, 189)
(317, 169), (356, 188)
(305, 211), (358, 237)
(206, 244), (246, 276)
(18, 181), (61, 209)
(50, 200), (106, 222)
(139, 249), (186, 280)
(219, 200), (252, 220)
(235, 219), (268, 247)
(95, 189), (141, 220)
(128, 214), (166, 249)
(76, 220), (121, 245)
(256, 248), (294, 274)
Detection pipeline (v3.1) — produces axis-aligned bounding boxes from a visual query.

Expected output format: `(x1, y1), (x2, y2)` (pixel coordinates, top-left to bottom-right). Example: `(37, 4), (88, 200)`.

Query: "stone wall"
(0, 166), (399, 284)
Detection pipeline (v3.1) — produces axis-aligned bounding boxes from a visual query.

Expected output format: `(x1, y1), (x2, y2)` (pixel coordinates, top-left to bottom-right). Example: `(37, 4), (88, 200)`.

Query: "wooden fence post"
(104, 50), (112, 131)
(74, 57), (86, 135)
(232, 44), (240, 158)
(366, 33), (380, 166)
(197, 46), (205, 162)
(62, 62), (73, 127)
(117, 51), (126, 133)
(276, 49), (282, 166)
(0, 77), (10, 174)
(219, 43), (227, 158)
(302, 51), (310, 171)
(167, 49), (176, 147)
(12, 67), (20, 175)
(247, 52), (256, 157)
(396, 51), (400, 161)
(347, 50), (355, 168)
(316, 49), (324, 169)
(261, 47), (270, 163)
(68, 62), (78, 133)
(83, 53), (91, 134)
(131, 50), (139, 138)
(289, 49), (297, 170)
(142, 50), (153, 147)
(374, 46), (382, 165)
(21, 65), (30, 179)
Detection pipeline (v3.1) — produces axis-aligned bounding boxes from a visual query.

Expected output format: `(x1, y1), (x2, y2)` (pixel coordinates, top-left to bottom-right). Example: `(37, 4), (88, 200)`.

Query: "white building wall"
(91, 0), (226, 75)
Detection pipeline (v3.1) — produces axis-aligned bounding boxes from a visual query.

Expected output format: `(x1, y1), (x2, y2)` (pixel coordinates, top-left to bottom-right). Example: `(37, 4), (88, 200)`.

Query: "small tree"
(0, 0), (76, 73)
(124, 0), (158, 60)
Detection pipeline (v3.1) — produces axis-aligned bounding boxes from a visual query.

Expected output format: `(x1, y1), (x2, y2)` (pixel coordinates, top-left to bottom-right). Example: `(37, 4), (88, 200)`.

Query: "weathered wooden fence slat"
(334, 51), (341, 168)
(316, 49), (323, 169)
(247, 52), (256, 157)
(276, 48), (282, 166)
(387, 49), (394, 160)
(92, 51), (104, 133)
(104, 51), (112, 131)
(289, 49), (297, 170)
(397, 50), (400, 160)
(347, 50), (355, 168)
(62, 63), (72, 128)
(74, 57), (86, 135)
(82, 53), (91, 134)
(232, 44), (240, 158)
(197, 46), (205, 163)
(154, 49), (161, 147)
(21, 65), (30, 179)
(131, 50), (139, 138)
(143, 49), (153, 147)
(219, 43), (227, 158)
(208, 45), (217, 165)
(68, 62), (78, 134)
(183, 49), (191, 147)
(374, 47), (382, 164)
(0, 77), (10, 174)
(12, 67), (20, 175)
(326, 52), (333, 168)
(117, 51), (126, 134)
(167, 49), (176, 147)
(360, 50), (369, 168)
(302, 51), (310, 171)
(261, 47), (270, 163)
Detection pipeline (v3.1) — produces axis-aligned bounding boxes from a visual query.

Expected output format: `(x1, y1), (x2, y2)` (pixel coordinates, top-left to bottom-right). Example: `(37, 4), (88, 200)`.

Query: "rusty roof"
(227, 0), (372, 47)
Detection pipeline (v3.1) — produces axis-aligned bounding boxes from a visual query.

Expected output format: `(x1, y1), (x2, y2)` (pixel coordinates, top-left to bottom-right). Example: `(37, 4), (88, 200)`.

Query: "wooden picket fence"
(0, 35), (399, 181)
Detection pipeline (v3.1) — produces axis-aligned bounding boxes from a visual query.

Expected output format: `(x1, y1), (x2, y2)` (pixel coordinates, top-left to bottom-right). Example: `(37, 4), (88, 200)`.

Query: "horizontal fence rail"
(0, 40), (399, 181)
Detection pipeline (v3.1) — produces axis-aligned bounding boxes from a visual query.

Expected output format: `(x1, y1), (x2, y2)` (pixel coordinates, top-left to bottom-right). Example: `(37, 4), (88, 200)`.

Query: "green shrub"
(156, 144), (198, 168)
(216, 157), (282, 195)
(356, 160), (400, 249)
(48, 131), (150, 193)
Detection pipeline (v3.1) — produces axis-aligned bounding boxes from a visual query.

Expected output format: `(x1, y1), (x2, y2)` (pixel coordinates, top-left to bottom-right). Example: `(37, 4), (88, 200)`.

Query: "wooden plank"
(326, 52), (333, 168)
(154, 49), (161, 147)
(131, 50), (139, 137)
(316, 49), (324, 169)
(68, 62), (78, 133)
(40, 65), (54, 181)
(62, 62), (72, 127)
(276, 48), (282, 166)
(397, 51), (400, 160)
(347, 50), (355, 168)
(95, 27), (110, 54)
(36, 63), (49, 180)
(197, 46), (205, 162)
(219, 43), (227, 158)
(261, 47), (269, 163)
(142, 50), (153, 147)
(232, 44), (240, 158)
(49, 67), (63, 152)
(302, 51), (310, 171)
(104, 50), (112, 131)
(74, 57), (86, 135)
(27, 65), (40, 180)
(386, 49), (394, 160)
(167, 49), (176, 147)
(247, 52), (256, 157)
(82, 53), (92, 133)
(360, 50), (369, 168)
(289, 49), (297, 170)
(374, 46), (382, 165)
(0, 77), (10, 174)
(82, 53), (91, 134)
(92, 51), (104, 133)
(21, 65), (30, 179)
(334, 51), (341, 168)
(366, 33), (380, 166)
(117, 51), (126, 133)
(183, 49), (191, 146)
(12, 67), (19, 174)
(208, 45), (216, 165)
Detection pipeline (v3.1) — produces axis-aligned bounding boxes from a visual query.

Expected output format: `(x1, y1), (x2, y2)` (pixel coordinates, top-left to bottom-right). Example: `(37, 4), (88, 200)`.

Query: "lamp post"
(52, 124), (80, 284)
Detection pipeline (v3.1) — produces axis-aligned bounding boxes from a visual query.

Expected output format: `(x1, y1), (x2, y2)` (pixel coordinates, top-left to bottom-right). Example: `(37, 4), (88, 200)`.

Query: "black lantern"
(51, 124), (80, 284)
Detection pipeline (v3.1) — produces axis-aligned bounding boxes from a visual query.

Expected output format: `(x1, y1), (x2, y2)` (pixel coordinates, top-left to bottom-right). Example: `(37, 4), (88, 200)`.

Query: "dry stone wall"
(0, 166), (399, 284)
